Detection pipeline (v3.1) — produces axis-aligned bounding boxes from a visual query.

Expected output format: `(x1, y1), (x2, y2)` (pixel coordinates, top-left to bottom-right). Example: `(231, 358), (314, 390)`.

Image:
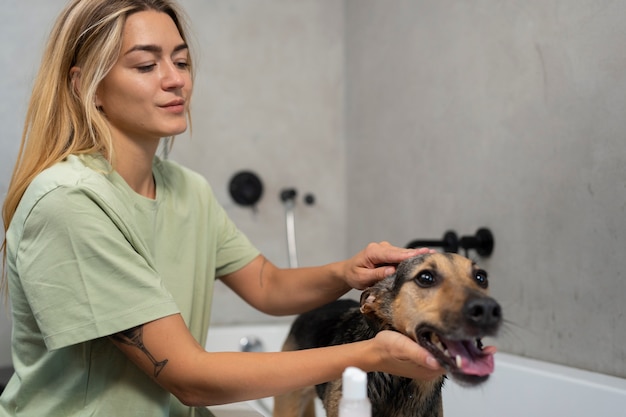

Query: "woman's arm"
(220, 243), (434, 316)
(110, 313), (443, 407)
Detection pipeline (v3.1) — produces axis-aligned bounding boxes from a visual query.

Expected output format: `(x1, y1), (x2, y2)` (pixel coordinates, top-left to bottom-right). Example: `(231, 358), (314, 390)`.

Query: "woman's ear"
(70, 66), (81, 94)
(70, 66), (102, 109)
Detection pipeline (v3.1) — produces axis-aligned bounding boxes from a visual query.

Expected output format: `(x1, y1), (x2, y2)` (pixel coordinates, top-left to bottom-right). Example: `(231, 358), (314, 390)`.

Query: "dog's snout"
(463, 297), (502, 329)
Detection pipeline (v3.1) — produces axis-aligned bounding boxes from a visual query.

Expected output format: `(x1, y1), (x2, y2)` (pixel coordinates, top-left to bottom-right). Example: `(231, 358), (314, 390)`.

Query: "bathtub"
(205, 323), (626, 417)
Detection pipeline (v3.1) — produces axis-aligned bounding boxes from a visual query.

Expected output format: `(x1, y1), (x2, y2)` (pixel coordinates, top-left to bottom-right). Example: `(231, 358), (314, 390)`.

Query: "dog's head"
(360, 252), (502, 385)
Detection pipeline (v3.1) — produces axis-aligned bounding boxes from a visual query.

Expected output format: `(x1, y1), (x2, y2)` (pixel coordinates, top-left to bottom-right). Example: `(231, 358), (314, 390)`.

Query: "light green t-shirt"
(0, 154), (259, 417)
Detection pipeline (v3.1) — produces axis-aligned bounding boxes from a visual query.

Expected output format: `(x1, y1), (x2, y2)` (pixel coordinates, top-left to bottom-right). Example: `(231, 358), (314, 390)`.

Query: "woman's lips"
(161, 99), (185, 114)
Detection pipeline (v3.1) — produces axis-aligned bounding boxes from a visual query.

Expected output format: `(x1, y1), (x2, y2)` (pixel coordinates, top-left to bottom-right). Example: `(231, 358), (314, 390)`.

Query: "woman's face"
(96, 10), (192, 144)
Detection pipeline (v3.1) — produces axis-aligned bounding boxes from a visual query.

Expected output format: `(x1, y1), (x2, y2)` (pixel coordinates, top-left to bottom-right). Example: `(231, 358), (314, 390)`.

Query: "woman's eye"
(175, 61), (189, 70)
(415, 271), (436, 287)
(475, 270), (488, 288)
(137, 64), (156, 73)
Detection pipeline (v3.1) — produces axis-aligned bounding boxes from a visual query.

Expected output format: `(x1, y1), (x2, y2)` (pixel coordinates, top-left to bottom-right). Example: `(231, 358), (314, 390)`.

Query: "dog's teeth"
(476, 338), (484, 350)
(455, 355), (462, 368)
(444, 349), (450, 357)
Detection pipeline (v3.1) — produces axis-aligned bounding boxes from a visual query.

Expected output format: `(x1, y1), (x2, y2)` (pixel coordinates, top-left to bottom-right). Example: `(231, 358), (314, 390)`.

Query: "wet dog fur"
(273, 252), (502, 417)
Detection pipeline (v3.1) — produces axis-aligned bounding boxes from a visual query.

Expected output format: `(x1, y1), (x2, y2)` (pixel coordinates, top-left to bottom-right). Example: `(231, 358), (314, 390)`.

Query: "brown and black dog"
(274, 252), (502, 417)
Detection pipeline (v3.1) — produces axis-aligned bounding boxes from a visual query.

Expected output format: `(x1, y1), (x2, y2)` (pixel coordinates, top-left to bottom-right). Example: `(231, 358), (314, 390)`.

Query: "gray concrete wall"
(2, 0), (625, 381)
(345, 0), (626, 378)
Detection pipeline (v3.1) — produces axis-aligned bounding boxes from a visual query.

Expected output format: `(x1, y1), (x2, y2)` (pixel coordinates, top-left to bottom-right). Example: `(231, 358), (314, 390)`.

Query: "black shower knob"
(229, 171), (263, 207)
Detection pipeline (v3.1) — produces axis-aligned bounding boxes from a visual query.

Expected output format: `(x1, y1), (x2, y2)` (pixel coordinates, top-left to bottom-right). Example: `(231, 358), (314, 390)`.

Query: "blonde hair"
(1, 0), (195, 295)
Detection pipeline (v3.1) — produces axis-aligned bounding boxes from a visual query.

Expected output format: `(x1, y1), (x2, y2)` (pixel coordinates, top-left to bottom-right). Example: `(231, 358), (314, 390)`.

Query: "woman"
(0, 1), (443, 416)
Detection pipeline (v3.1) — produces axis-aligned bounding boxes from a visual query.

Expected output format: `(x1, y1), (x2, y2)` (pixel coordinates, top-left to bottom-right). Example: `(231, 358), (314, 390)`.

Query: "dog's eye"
(475, 270), (488, 288)
(415, 271), (437, 287)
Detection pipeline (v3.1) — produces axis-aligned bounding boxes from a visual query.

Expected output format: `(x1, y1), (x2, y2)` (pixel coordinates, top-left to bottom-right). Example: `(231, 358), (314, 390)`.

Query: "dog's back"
(285, 299), (371, 352)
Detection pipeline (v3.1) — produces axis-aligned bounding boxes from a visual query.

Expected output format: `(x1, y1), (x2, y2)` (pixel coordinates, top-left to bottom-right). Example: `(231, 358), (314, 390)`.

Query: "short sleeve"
(16, 186), (180, 350)
(212, 200), (260, 277)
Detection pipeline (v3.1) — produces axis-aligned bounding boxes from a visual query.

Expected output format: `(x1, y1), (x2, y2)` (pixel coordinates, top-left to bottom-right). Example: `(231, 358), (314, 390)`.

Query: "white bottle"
(339, 367), (372, 417)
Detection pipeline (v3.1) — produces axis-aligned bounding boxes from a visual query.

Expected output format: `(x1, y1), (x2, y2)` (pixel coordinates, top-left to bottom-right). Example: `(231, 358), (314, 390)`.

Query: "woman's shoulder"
(25, 155), (108, 201)
(10, 155), (119, 232)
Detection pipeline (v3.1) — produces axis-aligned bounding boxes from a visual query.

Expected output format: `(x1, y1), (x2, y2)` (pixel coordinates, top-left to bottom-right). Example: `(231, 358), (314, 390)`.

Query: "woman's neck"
(112, 135), (160, 199)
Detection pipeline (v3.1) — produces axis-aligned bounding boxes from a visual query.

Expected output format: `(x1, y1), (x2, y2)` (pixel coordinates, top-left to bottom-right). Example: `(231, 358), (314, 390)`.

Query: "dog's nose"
(463, 297), (502, 329)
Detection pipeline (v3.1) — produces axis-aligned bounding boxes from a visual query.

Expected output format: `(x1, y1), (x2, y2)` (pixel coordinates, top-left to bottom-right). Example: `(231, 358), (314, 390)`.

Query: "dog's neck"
(362, 313), (394, 334)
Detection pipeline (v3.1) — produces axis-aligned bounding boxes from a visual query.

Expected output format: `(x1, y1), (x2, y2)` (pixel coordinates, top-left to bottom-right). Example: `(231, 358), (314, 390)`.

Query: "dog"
(273, 252), (502, 417)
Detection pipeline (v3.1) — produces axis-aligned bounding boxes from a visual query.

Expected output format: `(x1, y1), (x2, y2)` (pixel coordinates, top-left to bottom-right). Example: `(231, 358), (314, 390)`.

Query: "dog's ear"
(359, 288), (378, 315)
(360, 277), (394, 331)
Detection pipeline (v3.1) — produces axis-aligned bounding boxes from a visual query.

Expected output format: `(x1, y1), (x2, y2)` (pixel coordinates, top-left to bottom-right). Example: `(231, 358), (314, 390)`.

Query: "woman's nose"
(162, 62), (186, 90)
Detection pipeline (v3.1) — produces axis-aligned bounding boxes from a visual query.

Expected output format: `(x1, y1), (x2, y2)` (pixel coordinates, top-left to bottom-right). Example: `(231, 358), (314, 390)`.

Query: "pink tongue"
(443, 339), (495, 376)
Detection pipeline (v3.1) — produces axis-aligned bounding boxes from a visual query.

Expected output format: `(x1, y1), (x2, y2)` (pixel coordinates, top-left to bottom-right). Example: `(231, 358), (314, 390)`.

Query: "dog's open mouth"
(417, 327), (496, 384)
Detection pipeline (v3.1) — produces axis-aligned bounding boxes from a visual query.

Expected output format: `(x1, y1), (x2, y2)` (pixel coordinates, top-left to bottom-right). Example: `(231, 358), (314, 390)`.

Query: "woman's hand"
(369, 330), (445, 381)
(342, 242), (435, 290)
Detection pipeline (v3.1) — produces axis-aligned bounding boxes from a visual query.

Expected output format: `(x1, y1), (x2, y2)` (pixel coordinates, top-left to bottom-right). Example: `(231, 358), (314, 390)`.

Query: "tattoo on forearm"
(111, 326), (169, 378)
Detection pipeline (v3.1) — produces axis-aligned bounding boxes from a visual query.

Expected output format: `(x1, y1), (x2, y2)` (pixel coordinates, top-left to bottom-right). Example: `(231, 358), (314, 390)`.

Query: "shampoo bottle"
(339, 367), (371, 417)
